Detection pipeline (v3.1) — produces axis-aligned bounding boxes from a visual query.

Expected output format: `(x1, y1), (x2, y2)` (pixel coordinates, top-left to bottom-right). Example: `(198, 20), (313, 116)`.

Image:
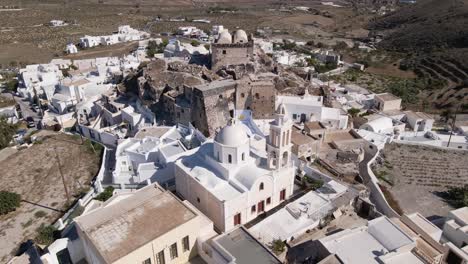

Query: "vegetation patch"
(95, 186), (115, 202)
(35, 224), (58, 246)
(269, 238), (286, 255)
(0, 191), (21, 215)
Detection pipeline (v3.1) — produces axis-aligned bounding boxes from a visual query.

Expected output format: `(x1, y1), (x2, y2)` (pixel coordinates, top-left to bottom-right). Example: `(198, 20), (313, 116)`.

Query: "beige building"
(74, 184), (215, 264)
(291, 126), (320, 162)
(374, 93), (402, 112)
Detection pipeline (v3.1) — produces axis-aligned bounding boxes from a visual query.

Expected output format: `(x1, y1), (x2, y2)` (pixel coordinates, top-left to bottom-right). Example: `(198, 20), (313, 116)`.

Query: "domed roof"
(215, 121), (249, 146)
(233, 30), (248, 43)
(217, 31), (232, 44)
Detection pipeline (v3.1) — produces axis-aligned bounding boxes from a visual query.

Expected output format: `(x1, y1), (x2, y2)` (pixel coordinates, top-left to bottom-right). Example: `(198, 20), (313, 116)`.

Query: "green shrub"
(34, 210), (47, 218)
(0, 191), (21, 215)
(269, 239), (286, 255)
(347, 108), (360, 117)
(445, 185), (468, 208)
(95, 186), (115, 202)
(35, 224), (57, 246)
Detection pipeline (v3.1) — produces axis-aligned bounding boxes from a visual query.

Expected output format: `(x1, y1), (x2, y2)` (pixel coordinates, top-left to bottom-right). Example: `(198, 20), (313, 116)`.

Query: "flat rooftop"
(291, 129), (316, 146)
(376, 93), (400, 102)
(320, 216), (415, 264)
(75, 184), (196, 263)
(135, 126), (171, 139)
(304, 121), (326, 130)
(450, 207), (468, 225)
(215, 227), (281, 264)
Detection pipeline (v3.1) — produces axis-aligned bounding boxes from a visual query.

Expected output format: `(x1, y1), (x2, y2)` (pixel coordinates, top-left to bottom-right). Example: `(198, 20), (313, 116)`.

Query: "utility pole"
(447, 105), (460, 148)
(54, 147), (71, 204)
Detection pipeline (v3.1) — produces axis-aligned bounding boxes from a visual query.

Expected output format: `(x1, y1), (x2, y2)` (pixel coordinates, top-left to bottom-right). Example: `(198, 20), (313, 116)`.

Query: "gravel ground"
(0, 132), (101, 262)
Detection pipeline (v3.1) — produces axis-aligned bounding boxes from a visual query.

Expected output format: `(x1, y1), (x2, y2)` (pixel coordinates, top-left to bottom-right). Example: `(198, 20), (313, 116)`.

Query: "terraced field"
(377, 143), (468, 217)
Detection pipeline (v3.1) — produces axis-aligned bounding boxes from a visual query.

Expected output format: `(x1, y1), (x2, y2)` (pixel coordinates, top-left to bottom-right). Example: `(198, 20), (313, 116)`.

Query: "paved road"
(12, 94), (40, 121)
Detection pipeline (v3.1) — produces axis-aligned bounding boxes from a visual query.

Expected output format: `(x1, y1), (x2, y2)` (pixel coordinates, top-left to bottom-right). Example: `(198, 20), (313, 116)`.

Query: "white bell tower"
(267, 103), (292, 170)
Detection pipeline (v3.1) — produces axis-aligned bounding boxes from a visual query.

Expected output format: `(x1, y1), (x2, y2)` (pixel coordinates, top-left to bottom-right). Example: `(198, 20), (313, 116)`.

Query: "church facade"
(175, 105), (295, 232)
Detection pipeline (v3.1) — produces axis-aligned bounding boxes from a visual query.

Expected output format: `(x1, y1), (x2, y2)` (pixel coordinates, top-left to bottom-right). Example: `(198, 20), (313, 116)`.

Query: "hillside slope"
(369, 0), (468, 109)
(370, 0), (468, 51)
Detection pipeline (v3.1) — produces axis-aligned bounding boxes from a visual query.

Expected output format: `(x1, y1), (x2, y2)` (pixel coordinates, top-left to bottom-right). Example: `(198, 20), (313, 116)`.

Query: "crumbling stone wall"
(191, 83), (236, 136)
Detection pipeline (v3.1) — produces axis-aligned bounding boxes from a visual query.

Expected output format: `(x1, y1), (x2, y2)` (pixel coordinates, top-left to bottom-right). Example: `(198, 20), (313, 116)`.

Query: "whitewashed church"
(175, 104), (295, 232)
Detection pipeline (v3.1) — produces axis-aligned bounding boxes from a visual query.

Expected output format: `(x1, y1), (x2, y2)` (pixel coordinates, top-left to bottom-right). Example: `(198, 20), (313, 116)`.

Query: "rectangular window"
(234, 213), (241, 226)
(251, 205), (256, 213)
(280, 189), (286, 201)
(266, 197), (271, 205)
(156, 250), (165, 264)
(258, 201), (265, 213)
(182, 236), (190, 252)
(293, 114), (297, 119)
(170, 243), (178, 260)
(142, 258), (151, 264)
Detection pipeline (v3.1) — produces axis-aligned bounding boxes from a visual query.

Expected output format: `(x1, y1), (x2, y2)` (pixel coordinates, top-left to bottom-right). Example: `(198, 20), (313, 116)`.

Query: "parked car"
(26, 117), (35, 128)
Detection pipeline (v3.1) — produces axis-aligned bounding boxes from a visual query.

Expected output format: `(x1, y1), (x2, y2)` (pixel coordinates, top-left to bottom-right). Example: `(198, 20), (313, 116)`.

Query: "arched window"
(242, 153), (245, 161)
(259, 182), (264, 191)
(228, 154), (232, 163)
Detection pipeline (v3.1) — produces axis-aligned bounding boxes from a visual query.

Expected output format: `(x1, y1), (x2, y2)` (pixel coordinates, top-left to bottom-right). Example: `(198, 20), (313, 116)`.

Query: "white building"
(175, 106), (296, 232)
(49, 20), (67, 27)
(113, 125), (203, 185)
(250, 180), (348, 244)
(318, 216), (423, 264)
(79, 35), (101, 48)
(177, 26), (199, 36)
(66, 43), (78, 54)
(164, 39), (209, 58)
(276, 93), (348, 129)
(79, 25), (148, 49)
(403, 111), (434, 132)
(254, 38), (274, 54)
(0, 105), (19, 124)
(18, 63), (63, 100)
(443, 207), (468, 250)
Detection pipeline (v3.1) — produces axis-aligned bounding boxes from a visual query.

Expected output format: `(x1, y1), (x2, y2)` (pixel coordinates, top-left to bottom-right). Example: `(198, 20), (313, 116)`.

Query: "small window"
(259, 182), (264, 191)
(222, 50), (227, 54)
(255, 93), (260, 99)
(242, 153), (245, 161)
(251, 205), (256, 213)
(197, 197), (200, 203)
(280, 189), (286, 201)
(293, 114), (297, 119)
(170, 243), (178, 259)
(234, 213), (241, 225)
(258, 200), (265, 212)
(228, 154), (232, 163)
(241, 93), (245, 98)
(219, 94), (223, 99)
(142, 258), (151, 264)
(182, 236), (190, 252)
(266, 197), (271, 205)
(156, 250), (165, 264)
